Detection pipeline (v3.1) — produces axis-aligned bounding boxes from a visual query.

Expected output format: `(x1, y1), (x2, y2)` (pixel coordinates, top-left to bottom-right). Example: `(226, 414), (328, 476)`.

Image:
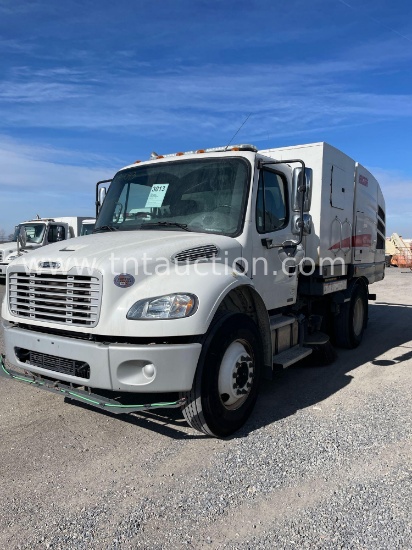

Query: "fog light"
(143, 364), (156, 378)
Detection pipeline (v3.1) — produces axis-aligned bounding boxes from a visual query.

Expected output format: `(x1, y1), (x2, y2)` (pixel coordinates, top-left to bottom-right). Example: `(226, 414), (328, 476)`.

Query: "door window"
(256, 169), (288, 233)
(48, 225), (66, 243)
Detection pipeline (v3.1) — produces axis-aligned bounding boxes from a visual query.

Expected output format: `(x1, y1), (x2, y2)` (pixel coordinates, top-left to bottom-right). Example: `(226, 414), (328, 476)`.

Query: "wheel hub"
(218, 341), (254, 410)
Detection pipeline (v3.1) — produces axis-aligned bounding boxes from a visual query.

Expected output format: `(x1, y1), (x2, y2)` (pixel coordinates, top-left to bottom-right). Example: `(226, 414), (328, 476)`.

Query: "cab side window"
(256, 169), (288, 233)
(48, 225), (66, 243)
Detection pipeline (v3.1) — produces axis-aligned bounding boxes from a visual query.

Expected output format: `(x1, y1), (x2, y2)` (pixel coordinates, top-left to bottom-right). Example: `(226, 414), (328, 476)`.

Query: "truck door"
(251, 167), (299, 310)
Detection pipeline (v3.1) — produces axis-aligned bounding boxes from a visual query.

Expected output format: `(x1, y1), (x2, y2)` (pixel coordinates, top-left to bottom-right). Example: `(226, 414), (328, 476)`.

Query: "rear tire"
(181, 313), (262, 437)
(334, 281), (368, 349)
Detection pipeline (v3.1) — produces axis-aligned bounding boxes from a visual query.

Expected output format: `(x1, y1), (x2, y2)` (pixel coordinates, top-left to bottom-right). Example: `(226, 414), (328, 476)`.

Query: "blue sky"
(0, 0), (411, 236)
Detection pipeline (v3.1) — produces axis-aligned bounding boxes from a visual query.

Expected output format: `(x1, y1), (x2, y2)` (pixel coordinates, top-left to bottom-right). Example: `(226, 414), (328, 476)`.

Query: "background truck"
(80, 218), (96, 235)
(0, 142), (386, 437)
(0, 217), (91, 280)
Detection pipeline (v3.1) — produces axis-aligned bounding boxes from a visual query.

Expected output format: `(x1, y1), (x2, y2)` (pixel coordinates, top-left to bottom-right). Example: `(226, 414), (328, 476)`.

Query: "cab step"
(273, 345), (313, 369)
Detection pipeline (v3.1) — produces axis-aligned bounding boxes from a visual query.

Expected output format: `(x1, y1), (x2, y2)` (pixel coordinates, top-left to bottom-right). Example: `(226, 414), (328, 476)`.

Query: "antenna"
(225, 113), (251, 150)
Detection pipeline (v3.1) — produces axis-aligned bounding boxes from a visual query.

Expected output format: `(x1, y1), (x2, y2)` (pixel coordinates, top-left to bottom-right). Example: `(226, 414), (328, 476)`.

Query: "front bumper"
(4, 324), (202, 393)
(0, 356), (186, 413)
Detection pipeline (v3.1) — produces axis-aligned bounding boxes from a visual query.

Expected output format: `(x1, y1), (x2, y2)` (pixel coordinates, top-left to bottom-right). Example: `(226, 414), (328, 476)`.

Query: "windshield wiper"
(93, 225), (119, 233)
(140, 222), (191, 232)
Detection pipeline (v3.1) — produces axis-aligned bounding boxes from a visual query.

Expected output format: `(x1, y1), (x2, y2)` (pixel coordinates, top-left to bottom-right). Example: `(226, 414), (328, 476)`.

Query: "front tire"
(181, 313), (263, 437)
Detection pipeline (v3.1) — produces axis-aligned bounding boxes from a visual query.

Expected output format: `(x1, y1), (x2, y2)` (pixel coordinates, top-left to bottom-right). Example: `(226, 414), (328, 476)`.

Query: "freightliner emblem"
(114, 273), (135, 288)
(38, 261), (61, 269)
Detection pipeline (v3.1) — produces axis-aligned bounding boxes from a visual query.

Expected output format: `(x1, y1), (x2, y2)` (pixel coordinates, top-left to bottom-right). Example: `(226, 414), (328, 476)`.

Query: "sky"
(0, 0), (411, 237)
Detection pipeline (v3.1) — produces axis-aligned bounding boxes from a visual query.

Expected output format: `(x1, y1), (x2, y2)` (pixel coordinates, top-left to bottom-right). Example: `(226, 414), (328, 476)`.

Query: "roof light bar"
(147, 144), (258, 160)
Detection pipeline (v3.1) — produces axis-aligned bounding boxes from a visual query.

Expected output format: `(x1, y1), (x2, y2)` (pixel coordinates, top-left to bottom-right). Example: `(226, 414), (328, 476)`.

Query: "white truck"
(0, 143), (385, 437)
(80, 219), (96, 236)
(0, 217), (91, 281)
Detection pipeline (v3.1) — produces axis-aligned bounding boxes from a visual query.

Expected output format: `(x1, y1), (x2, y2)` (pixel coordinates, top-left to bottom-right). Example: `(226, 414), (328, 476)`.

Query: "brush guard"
(0, 354), (185, 414)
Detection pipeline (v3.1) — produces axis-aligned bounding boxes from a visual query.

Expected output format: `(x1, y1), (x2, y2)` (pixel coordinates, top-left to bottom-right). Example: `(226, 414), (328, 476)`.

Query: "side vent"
(172, 245), (219, 264)
(377, 206), (386, 250)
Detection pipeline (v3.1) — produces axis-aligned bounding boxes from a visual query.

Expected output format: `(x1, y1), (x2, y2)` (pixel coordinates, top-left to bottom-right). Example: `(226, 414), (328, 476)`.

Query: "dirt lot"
(0, 269), (411, 549)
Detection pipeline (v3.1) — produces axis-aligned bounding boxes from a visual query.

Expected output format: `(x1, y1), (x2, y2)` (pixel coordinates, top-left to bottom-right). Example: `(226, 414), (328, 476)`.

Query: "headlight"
(127, 293), (198, 320)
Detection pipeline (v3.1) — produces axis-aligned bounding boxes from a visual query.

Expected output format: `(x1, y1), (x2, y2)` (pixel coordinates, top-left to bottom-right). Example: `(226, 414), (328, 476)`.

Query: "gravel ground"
(0, 268), (411, 549)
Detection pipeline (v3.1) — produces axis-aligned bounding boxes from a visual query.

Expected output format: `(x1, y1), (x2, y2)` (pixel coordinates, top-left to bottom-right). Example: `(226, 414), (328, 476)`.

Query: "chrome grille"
(0, 251), (3, 262)
(172, 245), (219, 263)
(9, 272), (102, 327)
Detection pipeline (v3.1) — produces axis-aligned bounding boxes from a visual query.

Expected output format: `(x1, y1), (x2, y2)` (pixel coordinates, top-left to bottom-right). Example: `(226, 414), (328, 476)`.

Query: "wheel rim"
(218, 340), (255, 410)
(353, 296), (364, 336)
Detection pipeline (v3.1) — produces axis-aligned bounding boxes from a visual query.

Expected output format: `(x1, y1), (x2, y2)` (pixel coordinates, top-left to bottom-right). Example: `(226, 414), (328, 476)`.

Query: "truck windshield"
(95, 157), (250, 236)
(81, 222), (95, 236)
(21, 223), (47, 244)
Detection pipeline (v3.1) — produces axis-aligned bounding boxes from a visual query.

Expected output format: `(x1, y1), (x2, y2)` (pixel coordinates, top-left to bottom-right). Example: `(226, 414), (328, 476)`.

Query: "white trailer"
(1, 143), (385, 437)
(0, 217), (91, 280)
(260, 143), (385, 282)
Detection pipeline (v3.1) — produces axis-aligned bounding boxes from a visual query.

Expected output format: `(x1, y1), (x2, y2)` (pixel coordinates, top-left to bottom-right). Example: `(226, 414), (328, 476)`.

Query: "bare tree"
(0, 228), (6, 242)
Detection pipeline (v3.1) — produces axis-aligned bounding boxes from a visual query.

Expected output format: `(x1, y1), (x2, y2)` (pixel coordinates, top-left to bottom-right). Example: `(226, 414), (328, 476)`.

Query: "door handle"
(261, 238), (273, 249)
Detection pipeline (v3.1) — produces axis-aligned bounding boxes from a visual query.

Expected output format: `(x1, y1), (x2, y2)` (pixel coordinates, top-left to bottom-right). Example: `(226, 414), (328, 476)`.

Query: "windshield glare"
(95, 157), (250, 236)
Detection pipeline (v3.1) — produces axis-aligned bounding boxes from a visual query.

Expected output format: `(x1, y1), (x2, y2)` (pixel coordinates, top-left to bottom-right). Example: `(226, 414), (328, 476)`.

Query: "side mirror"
(98, 187), (107, 212)
(292, 167), (313, 212)
(95, 178), (112, 218)
(18, 226), (27, 249)
(16, 225), (27, 256)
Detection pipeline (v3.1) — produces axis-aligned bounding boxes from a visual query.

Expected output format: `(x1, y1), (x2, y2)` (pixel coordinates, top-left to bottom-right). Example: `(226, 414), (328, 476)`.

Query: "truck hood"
(4, 230), (245, 337)
(7, 230), (242, 275)
(0, 242), (53, 262)
(0, 242), (17, 257)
